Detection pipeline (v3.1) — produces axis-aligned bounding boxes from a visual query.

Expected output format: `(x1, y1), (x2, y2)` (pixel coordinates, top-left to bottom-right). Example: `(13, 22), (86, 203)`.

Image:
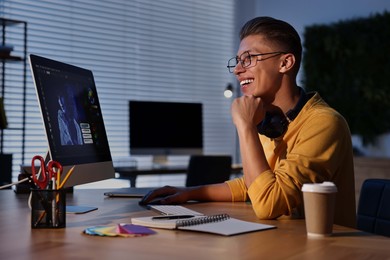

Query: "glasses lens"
(227, 57), (237, 73)
(240, 52), (251, 68)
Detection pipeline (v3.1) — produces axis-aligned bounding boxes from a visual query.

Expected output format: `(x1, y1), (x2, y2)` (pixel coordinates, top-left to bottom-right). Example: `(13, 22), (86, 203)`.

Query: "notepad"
(131, 213), (276, 236)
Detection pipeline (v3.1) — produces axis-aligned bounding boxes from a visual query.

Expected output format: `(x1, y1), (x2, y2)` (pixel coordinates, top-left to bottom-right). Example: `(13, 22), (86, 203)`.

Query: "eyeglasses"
(227, 51), (286, 73)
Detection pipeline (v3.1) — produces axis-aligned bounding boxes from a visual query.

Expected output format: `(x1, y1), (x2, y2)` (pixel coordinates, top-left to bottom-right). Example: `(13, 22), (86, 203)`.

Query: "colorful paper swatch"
(83, 223), (156, 237)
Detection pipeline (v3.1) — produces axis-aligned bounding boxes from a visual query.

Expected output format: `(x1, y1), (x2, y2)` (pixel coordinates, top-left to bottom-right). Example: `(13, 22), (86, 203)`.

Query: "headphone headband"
(286, 87), (307, 122)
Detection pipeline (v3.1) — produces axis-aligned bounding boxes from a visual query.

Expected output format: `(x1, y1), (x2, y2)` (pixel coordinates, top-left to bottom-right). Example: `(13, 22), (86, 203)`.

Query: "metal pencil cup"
(31, 189), (66, 228)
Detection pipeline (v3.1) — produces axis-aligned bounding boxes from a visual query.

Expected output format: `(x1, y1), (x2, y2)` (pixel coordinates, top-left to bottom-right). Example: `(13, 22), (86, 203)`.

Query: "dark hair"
(240, 16), (302, 74)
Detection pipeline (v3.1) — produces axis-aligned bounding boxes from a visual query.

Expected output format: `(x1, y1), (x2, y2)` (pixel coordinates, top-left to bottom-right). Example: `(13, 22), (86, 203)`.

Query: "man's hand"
(139, 186), (190, 205)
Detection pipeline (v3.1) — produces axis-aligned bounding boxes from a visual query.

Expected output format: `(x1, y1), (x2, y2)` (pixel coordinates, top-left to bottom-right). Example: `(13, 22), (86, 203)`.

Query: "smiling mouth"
(240, 79), (254, 86)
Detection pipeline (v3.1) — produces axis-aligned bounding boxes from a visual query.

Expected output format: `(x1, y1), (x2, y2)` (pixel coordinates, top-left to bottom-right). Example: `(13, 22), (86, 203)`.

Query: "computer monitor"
(129, 100), (203, 165)
(29, 54), (115, 188)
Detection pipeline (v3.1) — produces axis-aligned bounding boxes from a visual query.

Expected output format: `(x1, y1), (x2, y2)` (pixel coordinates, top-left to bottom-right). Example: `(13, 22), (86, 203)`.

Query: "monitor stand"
(152, 155), (169, 168)
(43, 151), (98, 214)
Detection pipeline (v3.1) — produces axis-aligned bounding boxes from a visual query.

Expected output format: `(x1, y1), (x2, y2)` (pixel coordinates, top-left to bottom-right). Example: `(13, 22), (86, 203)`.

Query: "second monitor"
(129, 100), (203, 166)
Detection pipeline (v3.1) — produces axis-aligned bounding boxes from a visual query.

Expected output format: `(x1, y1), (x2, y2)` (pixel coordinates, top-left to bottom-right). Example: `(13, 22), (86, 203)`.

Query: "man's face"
(234, 35), (284, 103)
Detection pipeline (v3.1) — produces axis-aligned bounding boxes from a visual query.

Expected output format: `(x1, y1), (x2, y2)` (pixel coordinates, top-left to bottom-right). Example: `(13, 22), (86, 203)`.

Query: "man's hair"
(240, 16), (302, 74)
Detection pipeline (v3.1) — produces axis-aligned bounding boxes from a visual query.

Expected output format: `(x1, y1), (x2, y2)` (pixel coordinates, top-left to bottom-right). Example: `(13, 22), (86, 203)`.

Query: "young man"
(140, 16), (356, 228)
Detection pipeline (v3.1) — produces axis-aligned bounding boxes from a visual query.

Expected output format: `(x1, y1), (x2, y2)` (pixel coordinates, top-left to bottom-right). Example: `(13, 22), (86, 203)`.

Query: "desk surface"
(1, 189), (389, 259)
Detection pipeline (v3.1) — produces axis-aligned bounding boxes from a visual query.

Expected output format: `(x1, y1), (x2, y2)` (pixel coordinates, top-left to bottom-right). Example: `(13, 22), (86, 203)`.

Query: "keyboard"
(148, 205), (204, 216)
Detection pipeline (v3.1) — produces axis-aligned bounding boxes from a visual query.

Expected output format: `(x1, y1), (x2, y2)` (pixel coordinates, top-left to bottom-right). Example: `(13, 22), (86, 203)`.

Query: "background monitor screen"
(29, 54), (115, 187)
(129, 100), (203, 164)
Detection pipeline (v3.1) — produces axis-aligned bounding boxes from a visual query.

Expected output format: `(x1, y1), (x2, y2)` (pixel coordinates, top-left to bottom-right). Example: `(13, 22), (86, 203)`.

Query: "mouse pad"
(66, 205), (98, 214)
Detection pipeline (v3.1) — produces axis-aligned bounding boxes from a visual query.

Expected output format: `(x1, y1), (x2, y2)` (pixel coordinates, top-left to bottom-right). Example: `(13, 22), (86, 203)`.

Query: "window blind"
(1, 0), (237, 186)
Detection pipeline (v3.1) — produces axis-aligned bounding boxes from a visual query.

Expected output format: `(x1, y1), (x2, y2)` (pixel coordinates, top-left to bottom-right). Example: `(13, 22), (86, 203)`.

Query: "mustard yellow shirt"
(226, 92), (356, 228)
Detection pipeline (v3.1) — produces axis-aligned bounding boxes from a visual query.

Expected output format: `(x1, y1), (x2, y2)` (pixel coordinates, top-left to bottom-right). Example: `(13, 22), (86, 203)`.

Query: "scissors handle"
(47, 160), (63, 178)
(48, 160), (63, 190)
(31, 155), (48, 190)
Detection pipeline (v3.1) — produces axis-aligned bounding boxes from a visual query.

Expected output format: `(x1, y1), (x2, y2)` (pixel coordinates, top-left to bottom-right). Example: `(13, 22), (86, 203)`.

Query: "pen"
(152, 215), (195, 220)
(51, 177), (56, 226)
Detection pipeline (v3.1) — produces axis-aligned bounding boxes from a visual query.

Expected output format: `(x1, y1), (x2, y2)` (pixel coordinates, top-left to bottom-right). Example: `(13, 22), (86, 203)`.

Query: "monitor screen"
(129, 100), (203, 164)
(29, 54), (115, 187)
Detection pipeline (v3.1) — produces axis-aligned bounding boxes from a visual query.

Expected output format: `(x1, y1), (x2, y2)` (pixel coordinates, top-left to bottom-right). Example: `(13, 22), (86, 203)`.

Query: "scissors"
(31, 155), (63, 190)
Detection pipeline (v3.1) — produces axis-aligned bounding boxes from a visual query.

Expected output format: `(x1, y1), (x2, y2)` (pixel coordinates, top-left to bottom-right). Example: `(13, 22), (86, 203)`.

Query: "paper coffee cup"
(301, 182), (337, 237)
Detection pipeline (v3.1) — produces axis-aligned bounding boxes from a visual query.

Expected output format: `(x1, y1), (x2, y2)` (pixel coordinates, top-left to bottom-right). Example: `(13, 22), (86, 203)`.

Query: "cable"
(0, 177), (30, 190)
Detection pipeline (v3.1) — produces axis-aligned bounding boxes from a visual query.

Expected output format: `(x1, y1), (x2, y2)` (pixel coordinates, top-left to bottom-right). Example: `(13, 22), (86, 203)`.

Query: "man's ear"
(279, 53), (295, 73)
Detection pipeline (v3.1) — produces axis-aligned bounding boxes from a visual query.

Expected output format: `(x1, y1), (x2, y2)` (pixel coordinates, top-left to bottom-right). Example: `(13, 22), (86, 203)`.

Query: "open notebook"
(131, 213), (276, 236)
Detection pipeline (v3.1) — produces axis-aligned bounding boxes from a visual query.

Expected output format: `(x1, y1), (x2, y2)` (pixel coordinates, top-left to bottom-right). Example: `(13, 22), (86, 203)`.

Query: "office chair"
(185, 155), (232, 187)
(356, 178), (390, 237)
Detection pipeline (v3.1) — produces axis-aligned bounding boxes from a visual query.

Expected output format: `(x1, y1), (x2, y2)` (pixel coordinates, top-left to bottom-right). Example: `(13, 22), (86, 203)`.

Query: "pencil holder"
(31, 189), (66, 229)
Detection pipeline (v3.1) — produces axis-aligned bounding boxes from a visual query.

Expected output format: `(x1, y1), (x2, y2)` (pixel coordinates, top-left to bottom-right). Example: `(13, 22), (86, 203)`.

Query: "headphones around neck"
(257, 87), (307, 139)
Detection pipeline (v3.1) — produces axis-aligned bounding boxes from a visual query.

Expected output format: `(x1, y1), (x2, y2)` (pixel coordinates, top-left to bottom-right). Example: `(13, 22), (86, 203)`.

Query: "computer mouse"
(138, 198), (163, 206)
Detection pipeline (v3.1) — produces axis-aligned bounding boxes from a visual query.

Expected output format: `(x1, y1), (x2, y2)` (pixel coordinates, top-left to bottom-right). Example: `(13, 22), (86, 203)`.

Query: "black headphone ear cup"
(257, 112), (288, 139)
(258, 87), (308, 139)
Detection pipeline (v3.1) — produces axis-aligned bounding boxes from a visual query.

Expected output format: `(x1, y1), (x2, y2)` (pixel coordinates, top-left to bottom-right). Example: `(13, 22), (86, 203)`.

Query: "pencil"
(34, 211), (46, 227)
(58, 165), (75, 189)
(57, 169), (61, 189)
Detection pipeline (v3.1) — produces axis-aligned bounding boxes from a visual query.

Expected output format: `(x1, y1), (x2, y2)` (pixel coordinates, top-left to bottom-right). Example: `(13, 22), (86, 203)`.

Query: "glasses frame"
(227, 51), (287, 73)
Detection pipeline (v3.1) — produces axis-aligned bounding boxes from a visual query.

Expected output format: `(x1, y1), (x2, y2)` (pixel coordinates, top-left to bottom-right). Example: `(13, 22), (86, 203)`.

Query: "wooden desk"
(115, 164), (243, 187)
(1, 189), (389, 259)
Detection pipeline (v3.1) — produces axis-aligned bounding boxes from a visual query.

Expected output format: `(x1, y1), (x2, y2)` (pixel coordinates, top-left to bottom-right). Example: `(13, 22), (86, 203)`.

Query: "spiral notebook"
(131, 213), (276, 236)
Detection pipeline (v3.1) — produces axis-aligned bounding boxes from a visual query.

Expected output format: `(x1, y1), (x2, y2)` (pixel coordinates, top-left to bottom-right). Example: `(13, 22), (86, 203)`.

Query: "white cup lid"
(301, 181), (337, 193)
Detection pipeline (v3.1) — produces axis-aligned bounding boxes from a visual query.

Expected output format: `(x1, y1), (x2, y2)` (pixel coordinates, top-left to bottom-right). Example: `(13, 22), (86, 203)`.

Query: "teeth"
(240, 79), (254, 86)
